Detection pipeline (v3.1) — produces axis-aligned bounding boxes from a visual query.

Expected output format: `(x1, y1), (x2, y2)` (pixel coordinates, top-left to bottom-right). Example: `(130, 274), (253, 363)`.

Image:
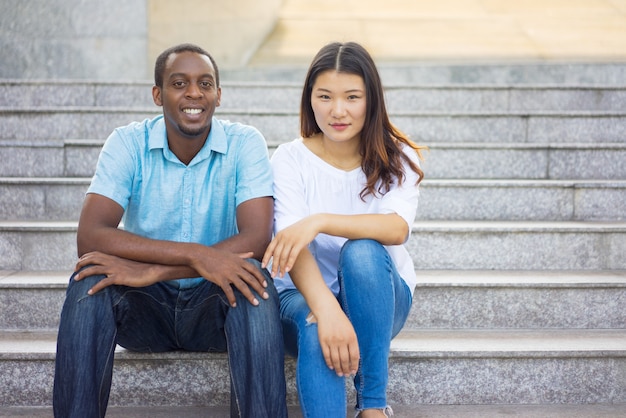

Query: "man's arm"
(210, 196), (274, 260)
(75, 193), (270, 306)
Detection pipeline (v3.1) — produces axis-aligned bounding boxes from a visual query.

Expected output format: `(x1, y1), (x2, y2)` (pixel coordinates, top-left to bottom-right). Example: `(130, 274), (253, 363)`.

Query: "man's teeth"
(183, 109), (202, 114)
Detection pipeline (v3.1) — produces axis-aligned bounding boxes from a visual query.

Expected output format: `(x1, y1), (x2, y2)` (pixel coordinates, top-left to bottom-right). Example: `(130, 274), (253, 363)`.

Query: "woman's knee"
(339, 239), (388, 282)
(340, 239), (384, 265)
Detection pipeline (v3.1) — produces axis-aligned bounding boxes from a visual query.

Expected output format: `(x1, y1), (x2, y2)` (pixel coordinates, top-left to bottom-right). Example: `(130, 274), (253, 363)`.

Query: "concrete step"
(2, 221), (625, 271)
(3, 80), (626, 112)
(0, 177), (88, 221)
(1, 328), (624, 407)
(2, 178), (624, 222)
(2, 140), (626, 180)
(2, 403), (626, 418)
(408, 270), (626, 329)
(421, 142), (626, 180)
(407, 221), (626, 271)
(222, 62), (626, 86)
(1, 107), (625, 144)
(1, 270), (624, 331)
(419, 179), (626, 221)
(7, 62), (617, 86)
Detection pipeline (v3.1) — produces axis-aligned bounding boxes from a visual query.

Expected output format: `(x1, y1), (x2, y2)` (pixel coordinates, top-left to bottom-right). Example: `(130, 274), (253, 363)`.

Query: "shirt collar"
(148, 116), (228, 164)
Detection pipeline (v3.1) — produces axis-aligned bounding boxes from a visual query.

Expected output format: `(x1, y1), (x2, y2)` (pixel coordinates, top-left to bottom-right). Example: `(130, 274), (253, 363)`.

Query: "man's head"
(154, 43), (220, 88)
(152, 44), (222, 142)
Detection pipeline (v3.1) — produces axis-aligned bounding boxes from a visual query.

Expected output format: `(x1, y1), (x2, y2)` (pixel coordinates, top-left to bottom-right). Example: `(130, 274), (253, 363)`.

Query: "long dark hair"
(300, 42), (425, 199)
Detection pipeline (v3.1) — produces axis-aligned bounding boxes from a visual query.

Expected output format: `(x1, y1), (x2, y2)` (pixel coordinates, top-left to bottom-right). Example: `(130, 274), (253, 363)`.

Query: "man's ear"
(216, 86), (222, 107)
(152, 85), (163, 106)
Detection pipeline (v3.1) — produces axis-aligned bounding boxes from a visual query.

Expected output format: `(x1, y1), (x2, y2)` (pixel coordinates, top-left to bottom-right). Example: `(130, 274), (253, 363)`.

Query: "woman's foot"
(357, 406), (393, 417)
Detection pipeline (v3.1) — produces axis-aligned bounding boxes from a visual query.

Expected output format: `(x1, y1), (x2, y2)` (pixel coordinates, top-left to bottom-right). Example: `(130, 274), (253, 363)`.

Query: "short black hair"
(154, 43), (219, 88)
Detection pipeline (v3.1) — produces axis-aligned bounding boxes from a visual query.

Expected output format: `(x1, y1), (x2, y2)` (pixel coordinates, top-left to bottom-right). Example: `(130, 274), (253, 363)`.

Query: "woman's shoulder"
(273, 137), (308, 160)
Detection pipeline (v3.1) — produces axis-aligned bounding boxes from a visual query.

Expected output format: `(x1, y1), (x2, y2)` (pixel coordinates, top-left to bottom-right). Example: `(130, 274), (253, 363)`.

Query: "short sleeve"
(87, 127), (137, 210)
(271, 143), (310, 233)
(377, 146), (421, 239)
(234, 126), (274, 206)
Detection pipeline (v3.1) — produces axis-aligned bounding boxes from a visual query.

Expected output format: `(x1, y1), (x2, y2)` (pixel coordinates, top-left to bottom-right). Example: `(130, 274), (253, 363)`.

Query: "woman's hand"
(262, 215), (321, 278)
(315, 307), (360, 377)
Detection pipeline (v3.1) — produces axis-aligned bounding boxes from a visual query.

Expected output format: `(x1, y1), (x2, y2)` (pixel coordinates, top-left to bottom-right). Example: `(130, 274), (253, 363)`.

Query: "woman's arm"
(314, 212), (408, 245)
(263, 212), (407, 279)
(287, 248), (360, 377)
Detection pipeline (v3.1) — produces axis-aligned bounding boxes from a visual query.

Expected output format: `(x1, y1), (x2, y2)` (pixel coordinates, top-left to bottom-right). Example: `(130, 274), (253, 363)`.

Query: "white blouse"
(271, 138), (421, 296)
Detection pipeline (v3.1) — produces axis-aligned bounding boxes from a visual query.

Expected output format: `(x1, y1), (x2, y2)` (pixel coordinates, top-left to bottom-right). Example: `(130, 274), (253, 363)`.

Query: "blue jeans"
(53, 259), (287, 418)
(280, 239), (413, 417)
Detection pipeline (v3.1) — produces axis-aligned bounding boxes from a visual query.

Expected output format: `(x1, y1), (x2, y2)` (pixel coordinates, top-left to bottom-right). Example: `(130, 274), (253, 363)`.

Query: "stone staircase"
(1, 63), (625, 417)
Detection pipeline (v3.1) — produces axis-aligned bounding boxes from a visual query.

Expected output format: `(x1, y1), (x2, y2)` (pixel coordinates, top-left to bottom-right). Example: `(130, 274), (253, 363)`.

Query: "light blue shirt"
(87, 115), (273, 288)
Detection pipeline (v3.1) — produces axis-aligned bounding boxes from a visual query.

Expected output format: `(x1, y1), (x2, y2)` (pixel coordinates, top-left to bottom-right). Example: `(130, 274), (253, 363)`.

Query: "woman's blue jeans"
(280, 239), (413, 417)
(53, 259), (287, 418)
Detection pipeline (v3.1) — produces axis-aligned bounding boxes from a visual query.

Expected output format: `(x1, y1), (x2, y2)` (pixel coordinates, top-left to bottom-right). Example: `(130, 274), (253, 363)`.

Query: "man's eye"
(173, 81), (185, 88)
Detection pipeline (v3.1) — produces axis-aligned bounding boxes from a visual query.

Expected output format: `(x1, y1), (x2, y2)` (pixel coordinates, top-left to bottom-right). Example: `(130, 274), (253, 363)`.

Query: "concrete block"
(0, 0), (148, 80)
(407, 222), (626, 270)
(550, 147), (626, 179)
(394, 114), (527, 143)
(418, 181), (574, 221)
(529, 114), (626, 143)
(419, 145), (549, 179)
(509, 88), (626, 112)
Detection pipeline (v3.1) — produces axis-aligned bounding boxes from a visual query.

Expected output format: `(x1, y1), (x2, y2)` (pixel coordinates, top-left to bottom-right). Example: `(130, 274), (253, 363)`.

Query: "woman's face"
(310, 70), (367, 145)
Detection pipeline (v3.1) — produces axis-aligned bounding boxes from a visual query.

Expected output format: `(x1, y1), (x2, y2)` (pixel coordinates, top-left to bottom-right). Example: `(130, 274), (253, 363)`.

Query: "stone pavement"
(249, 0), (626, 66)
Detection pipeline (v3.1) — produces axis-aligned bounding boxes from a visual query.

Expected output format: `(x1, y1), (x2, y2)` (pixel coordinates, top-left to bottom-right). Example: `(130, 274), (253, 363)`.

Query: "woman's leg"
(337, 239), (412, 414)
(280, 289), (347, 418)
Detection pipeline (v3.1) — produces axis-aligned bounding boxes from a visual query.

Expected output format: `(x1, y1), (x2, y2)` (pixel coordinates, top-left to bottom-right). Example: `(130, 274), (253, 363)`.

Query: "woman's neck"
(305, 133), (362, 171)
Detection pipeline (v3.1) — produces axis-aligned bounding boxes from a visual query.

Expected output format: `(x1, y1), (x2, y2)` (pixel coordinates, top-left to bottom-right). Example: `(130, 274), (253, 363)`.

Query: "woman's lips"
(330, 123), (349, 131)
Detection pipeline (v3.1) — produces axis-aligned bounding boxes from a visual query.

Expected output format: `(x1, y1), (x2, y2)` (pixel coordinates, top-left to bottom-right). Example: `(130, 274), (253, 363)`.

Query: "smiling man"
(53, 44), (287, 418)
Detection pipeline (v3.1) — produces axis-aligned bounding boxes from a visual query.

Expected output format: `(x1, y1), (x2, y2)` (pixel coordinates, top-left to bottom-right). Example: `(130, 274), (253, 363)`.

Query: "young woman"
(262, 41), (425, 418)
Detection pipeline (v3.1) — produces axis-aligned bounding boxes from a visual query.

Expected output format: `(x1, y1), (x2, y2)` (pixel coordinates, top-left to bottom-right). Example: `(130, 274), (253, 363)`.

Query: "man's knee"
(66, 272), (104, 297)
(243, 258), (279, 301)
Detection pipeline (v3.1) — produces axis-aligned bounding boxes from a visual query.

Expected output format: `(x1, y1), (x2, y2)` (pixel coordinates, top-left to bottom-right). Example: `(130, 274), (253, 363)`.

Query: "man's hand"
(75, 252), (164, 295)
(75, 250), (270, 308)
(189, 248), (269, 307)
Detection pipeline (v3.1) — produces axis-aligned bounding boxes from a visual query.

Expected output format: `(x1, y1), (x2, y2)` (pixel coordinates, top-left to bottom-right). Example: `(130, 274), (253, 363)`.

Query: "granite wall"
(0, 0), (282, 80)
(0, 0), (149, 80)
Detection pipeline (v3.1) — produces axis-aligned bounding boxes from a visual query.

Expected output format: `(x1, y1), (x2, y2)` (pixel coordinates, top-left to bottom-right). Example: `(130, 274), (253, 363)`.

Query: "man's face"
(153, 51), (221, 140)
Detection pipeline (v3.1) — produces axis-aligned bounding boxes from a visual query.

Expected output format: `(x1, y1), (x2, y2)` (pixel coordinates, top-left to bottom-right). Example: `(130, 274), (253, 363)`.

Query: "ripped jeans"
(279, 239), (413, 417)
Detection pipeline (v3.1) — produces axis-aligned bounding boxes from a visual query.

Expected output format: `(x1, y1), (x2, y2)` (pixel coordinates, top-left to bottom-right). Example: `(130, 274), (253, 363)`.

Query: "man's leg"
(224, 259), (287, 418)
(54, 273), (180, 418)
(53, 273), (118, 418)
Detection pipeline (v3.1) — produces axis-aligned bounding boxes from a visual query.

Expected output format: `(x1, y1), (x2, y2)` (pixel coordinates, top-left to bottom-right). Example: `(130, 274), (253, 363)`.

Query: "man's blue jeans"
(53, 259), (287, 418)
(279, 239), (413, 417)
